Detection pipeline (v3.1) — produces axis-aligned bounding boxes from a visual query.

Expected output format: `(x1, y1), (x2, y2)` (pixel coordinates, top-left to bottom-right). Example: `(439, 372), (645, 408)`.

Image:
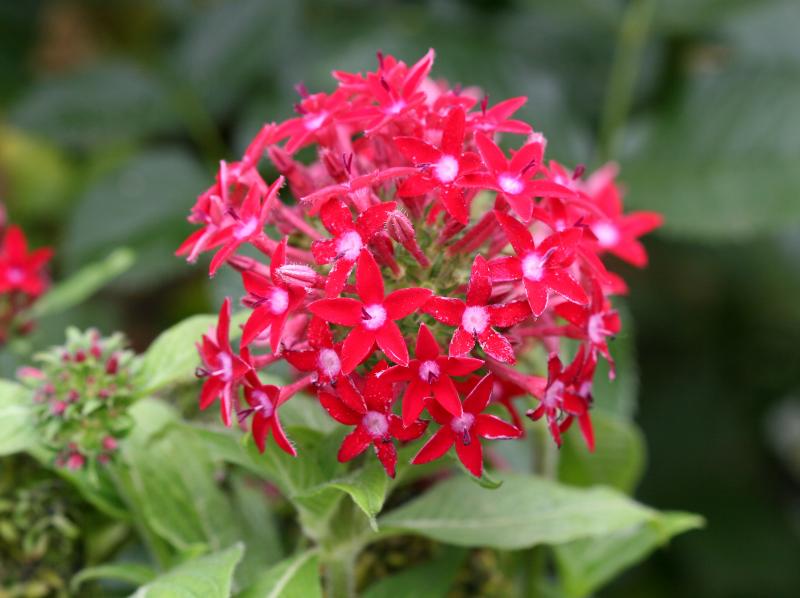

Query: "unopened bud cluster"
(20, 328), (138, 469)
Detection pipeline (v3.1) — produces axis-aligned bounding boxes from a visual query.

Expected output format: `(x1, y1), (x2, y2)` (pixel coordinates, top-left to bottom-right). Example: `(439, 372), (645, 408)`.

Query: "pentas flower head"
(178, 49), (660, 478)
(0, 224), (53, 343)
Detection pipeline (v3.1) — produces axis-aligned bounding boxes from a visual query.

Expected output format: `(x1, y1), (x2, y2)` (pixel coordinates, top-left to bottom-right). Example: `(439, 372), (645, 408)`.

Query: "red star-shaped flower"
(274, 88), (350, 154)
(239, 377), (296, 456)
(394, 106), (482, 224)
(556, 281), (621, 371)
(311, 199), (396, 297)
(527, 347), (595, 451)
(204, 176), (284, 276)
(0, 226), (52, 297)
(423, 255), (531, 363)
(491, 210), (588, 317)
(308, 251), (432, 372)
(284, 317), (345, 386)
(240, 237), (306, 349)
(381, 323), (483, 425)
(467, 96), (532, 136)
(197, 298), (252, 427)
(318, 361), (428, 477)
(460, 133), (573, 221)
(411, 374), (522, 477)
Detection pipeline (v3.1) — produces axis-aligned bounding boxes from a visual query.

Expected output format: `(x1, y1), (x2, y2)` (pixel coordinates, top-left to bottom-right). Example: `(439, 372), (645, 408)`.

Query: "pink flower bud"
(51, 401), (67, 415)
(67, 389), (80, 402)
(105, 354), (119, 375)
(102, 436), (118, 451)
(66, 452), (85, 470)
(74, 350), (86, 363)
(276, 264), (321, 288)
(386, 211), (430, 267)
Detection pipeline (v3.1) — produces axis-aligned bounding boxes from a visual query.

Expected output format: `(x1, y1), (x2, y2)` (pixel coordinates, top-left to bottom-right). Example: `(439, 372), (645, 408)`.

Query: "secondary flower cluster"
(0, 218), (53, 344)
(20, 329), (138, 470)
(180, 50), (661, 478)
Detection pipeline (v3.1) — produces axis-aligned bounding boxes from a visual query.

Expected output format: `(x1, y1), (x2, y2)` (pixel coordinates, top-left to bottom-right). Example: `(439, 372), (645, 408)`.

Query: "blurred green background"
(1, 0), (799, 596)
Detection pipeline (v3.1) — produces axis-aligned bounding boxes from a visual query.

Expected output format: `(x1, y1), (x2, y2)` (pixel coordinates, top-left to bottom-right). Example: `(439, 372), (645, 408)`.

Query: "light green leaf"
(71, 563), (156, 592)
(379, 473), (662, 550)
(131, 543), (244, 598)
(559, 412), (646, 493)
(362, 548), (466, 598)
(120, 403), (242, 555)
(0, 380), (35, 456)
(237, 551), (320, 598)
(31, 248), (135, 319)
(555, 511), (704, 597)
(298, 459), (389, 530)
(9, 61), (177, 149)
(63, 149), (207, 290)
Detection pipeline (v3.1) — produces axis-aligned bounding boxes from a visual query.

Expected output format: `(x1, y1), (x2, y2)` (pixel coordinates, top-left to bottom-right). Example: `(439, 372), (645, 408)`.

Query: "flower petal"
(478, 327), (516, 364)
(449, 326), (475, 357)
(474, 133), (508, 173)
(524, 278), (549, 317)
(338, 428), (371, 462)
(466, 255), (492, 306)
(320, 198), (354, 236)
(411, 426), (455, 465)
(475, 413), (522, 439)
(415, 323), (441, 360)
(375, 321), (409, 366)
(374, 441), (398, 478)
(423, 297), (465, 326)
(384, 288), (433, 320)
(494, 210), (535, 254)
(402, 378), (431, 426)
(545, 270), (588, 305)
(432, 375), (463, 417)
(394, 136), (442, 165)
(356, 250), (385, 304)
(341, 326), (376, 373)
(455, 433), (483, 477)
(308, 298), (363, 326)
(318, 390), (361, 425)
(464, 373), (495, 414)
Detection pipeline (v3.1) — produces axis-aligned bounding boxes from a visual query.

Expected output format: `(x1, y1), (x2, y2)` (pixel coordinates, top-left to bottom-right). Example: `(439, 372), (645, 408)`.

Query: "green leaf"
(298, 459), (389, 531)
(31, 248), (135, 319)
(361, 548), (466, 598)
(555, 511), (704, 597)
(138, 314), (216, 396)
(592, 303), (638, 419)
(120, 401), (243, 555)
(0, 379), (35, 456)
(131, 543), (244, 598)
(63, 149), (207, 290)
(237, 551), (321, 598)
(71, 563), (156, 592)
(559, 412), (646, 493)
(379, 473), (663, 550)
(9, 61), (176, 149)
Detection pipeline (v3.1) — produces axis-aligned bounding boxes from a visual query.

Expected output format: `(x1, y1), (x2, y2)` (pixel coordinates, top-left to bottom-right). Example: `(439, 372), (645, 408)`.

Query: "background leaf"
(0, 379), (35, 456)
(237, 550), (321, 598)
(379, 473), (683, 550)
(131, 543), (243, 598)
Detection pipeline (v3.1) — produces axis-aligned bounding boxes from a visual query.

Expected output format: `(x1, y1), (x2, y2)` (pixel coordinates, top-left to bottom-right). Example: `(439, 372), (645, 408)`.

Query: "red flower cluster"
(0, 223), (53, 343)
(181, 50), (661, 478)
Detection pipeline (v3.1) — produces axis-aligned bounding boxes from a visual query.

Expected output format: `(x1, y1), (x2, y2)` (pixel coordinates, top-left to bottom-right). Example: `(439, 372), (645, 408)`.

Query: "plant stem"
(323, 550), (356, 598)
(525, 422), (560, 596)
(598, 0), (657, 162)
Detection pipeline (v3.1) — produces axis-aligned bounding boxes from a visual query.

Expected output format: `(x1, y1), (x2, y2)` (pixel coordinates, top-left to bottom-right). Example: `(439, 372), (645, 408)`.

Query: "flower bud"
(276, 264), (321, 288)
(387, 210), (430, 267)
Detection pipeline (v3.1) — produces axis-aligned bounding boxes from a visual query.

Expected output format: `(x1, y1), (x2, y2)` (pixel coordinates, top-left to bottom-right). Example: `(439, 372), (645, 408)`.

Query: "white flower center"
(269, 288), (289, 314)
(217, 352), (233, 381)
(434, 155), (459, 183)
(252, 390), (274, 418)
(544, 380), (565, 407)
(592, 221), (619, 248)
(418, 360), (441, 382)
(362, 411), (389, 438)
(362, 304), (387, 330)
(522, 253), (545, 281)
(7, 267), (24, 284)
(234, 217), (259, 240)
(450, 412), (475, 434)
(588, 313), (606, 345)
(387, 100), (406, 115)
(499, 174), (523, 195)
(304, 111), (328, 131)
(336, 230), (363, 261)
(461, 306), (489, 334)
(317, 348), (341, 378)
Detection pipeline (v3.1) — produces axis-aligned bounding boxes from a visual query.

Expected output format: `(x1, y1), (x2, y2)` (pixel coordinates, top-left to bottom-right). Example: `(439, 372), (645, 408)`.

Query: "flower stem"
(598, 0), (657, 161)
(323, 551), (357, 598)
